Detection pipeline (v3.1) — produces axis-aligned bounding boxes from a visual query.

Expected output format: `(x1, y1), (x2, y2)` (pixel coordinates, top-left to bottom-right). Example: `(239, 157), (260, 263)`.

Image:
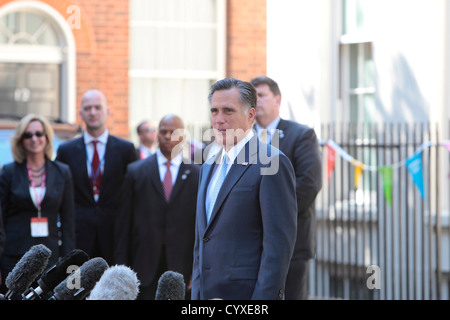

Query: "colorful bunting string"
(324, 139), (450, 203)
(445, 141), (450, 153)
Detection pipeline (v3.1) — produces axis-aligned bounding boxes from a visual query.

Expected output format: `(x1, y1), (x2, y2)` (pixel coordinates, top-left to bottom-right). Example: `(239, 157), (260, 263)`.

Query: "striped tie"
(206, 154), (228, 223)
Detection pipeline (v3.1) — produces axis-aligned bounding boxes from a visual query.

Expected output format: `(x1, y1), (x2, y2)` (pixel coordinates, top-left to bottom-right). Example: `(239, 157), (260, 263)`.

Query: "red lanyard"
(27, 164), (46, 218)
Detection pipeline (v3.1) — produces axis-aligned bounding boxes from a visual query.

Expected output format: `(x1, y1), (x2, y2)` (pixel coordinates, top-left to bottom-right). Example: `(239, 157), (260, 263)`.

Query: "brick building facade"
(0, 0), (266, 139)
(227, 0), (266, 81)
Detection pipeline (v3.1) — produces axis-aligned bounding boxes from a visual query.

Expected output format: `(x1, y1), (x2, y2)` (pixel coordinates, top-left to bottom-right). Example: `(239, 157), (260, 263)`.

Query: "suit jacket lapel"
(198, 154), (217, 231)
(206, 136), (258, 229)
(169, 160), (191, 202)
(148, 155), (166, 201)
(76, 138), (95, 201)
(40, 160), (53, 207)
(274, 118), (287, 149)
(100, 135), (115, 198)
(18, 162), (35, 209)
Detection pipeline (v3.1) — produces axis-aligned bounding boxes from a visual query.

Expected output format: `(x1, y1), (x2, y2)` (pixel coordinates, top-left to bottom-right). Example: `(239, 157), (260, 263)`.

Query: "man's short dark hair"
(250, 75), (281, 97)
(208, 78), (257, 113)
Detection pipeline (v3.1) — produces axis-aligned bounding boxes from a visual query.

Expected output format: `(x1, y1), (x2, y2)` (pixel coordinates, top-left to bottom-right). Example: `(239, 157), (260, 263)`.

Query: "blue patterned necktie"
(206, 154), (228, 224)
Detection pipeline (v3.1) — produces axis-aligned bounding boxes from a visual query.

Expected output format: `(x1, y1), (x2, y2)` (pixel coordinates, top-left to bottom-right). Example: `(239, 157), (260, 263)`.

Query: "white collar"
(139, 145), (155, 153)
(84, 130), (109, 145)
(219, 129), (254, 164)
(156, 148), (183, 166)
(256, 116), (281, 133)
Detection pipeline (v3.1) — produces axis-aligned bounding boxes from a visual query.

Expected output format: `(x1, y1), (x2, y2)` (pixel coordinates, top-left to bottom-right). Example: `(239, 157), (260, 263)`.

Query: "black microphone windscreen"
(87, 265), (140, 300)
(52, 257), (109, 300)
(155, 271), (185, 300)
(5, 244), (52, 294)
(38, 249), (90, 292)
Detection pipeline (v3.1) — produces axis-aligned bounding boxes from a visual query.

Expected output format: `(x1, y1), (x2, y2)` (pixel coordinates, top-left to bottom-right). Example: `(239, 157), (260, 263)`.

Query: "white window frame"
(0, 1), (76, 123)
(128, 0), (226, 81)
(128, 0), (227, 144)
(340, 35), (375, 124)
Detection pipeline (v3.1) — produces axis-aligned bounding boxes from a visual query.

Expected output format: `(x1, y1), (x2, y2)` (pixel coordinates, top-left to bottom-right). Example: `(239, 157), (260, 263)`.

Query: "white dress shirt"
(83, 130), (108, 177)
(205, 130), (255, 215)
(255, 117), (280, 144)
(156, 148), (183, 186)
(138, 145), (156, 159)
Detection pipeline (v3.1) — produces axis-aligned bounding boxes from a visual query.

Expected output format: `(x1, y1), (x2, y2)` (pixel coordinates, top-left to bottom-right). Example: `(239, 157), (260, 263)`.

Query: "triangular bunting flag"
(406, 152), (425, 199)
(327, 144), (336, 181)
(351, 160), (364, 189)
(379, 166), (393, 207)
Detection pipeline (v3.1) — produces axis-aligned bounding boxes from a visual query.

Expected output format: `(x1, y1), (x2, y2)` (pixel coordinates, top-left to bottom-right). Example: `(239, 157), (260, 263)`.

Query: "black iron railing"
(309, 122), (449, 300)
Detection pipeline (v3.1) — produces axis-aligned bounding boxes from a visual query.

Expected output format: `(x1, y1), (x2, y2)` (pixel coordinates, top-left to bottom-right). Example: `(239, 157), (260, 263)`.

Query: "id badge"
(31, 217), (49, 237)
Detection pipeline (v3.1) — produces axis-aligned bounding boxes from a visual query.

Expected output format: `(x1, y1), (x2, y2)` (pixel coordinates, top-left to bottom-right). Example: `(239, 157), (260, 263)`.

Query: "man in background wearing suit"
(136, 120), (157, 159)
(56, 89), (138, 266)
(115, 114), (200, 300)
(250, 76), (323, 300)
(192, 78), (298, 300)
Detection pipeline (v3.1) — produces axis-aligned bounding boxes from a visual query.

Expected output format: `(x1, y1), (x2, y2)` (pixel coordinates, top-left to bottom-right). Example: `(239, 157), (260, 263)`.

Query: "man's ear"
(275, 95), (282, 109)
(248, 107), (256, 123)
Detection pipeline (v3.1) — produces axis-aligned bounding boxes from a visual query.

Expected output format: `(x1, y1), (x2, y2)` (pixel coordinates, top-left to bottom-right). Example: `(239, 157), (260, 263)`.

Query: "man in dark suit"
(56, 89), (138, 266)
(250, 76), (323, 300)
(191, 78), (298, 300)
(115, 114), (200, 300)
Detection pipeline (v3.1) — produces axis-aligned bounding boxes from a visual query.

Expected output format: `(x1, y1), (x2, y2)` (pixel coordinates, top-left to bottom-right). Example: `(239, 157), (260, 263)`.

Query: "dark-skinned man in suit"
(115, 114), (200, 300)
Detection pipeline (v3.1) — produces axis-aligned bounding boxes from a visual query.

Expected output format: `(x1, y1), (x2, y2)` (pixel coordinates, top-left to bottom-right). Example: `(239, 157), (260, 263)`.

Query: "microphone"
(87, 265), (140, 300)
(155, 271), (186, 300)
(22, 249), (90, 300)
(49, 257), (109, 300)
(4, 244), (52, 300)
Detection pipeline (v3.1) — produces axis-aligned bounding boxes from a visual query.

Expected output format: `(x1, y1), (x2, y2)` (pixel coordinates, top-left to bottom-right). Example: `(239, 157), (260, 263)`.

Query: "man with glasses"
(136, 120), (157, 160)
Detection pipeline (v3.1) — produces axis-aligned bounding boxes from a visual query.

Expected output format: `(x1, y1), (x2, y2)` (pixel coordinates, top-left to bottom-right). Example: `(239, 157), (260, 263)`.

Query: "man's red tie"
(91, 140), (101, 195)
(163, 161), (172, 201)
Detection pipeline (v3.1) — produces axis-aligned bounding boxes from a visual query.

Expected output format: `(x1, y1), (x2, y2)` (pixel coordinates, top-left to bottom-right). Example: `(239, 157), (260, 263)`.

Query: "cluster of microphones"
(0, 244), (186, 300)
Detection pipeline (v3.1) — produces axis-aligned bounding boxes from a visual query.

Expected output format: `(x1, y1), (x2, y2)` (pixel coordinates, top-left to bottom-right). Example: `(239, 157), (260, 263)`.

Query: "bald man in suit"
(56, 89), (138, 266)
(115, 114), (200, 300)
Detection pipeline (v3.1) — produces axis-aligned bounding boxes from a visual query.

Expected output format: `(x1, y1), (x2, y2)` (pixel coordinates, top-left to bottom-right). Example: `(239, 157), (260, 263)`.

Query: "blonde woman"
(0, 114), (75, 296)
